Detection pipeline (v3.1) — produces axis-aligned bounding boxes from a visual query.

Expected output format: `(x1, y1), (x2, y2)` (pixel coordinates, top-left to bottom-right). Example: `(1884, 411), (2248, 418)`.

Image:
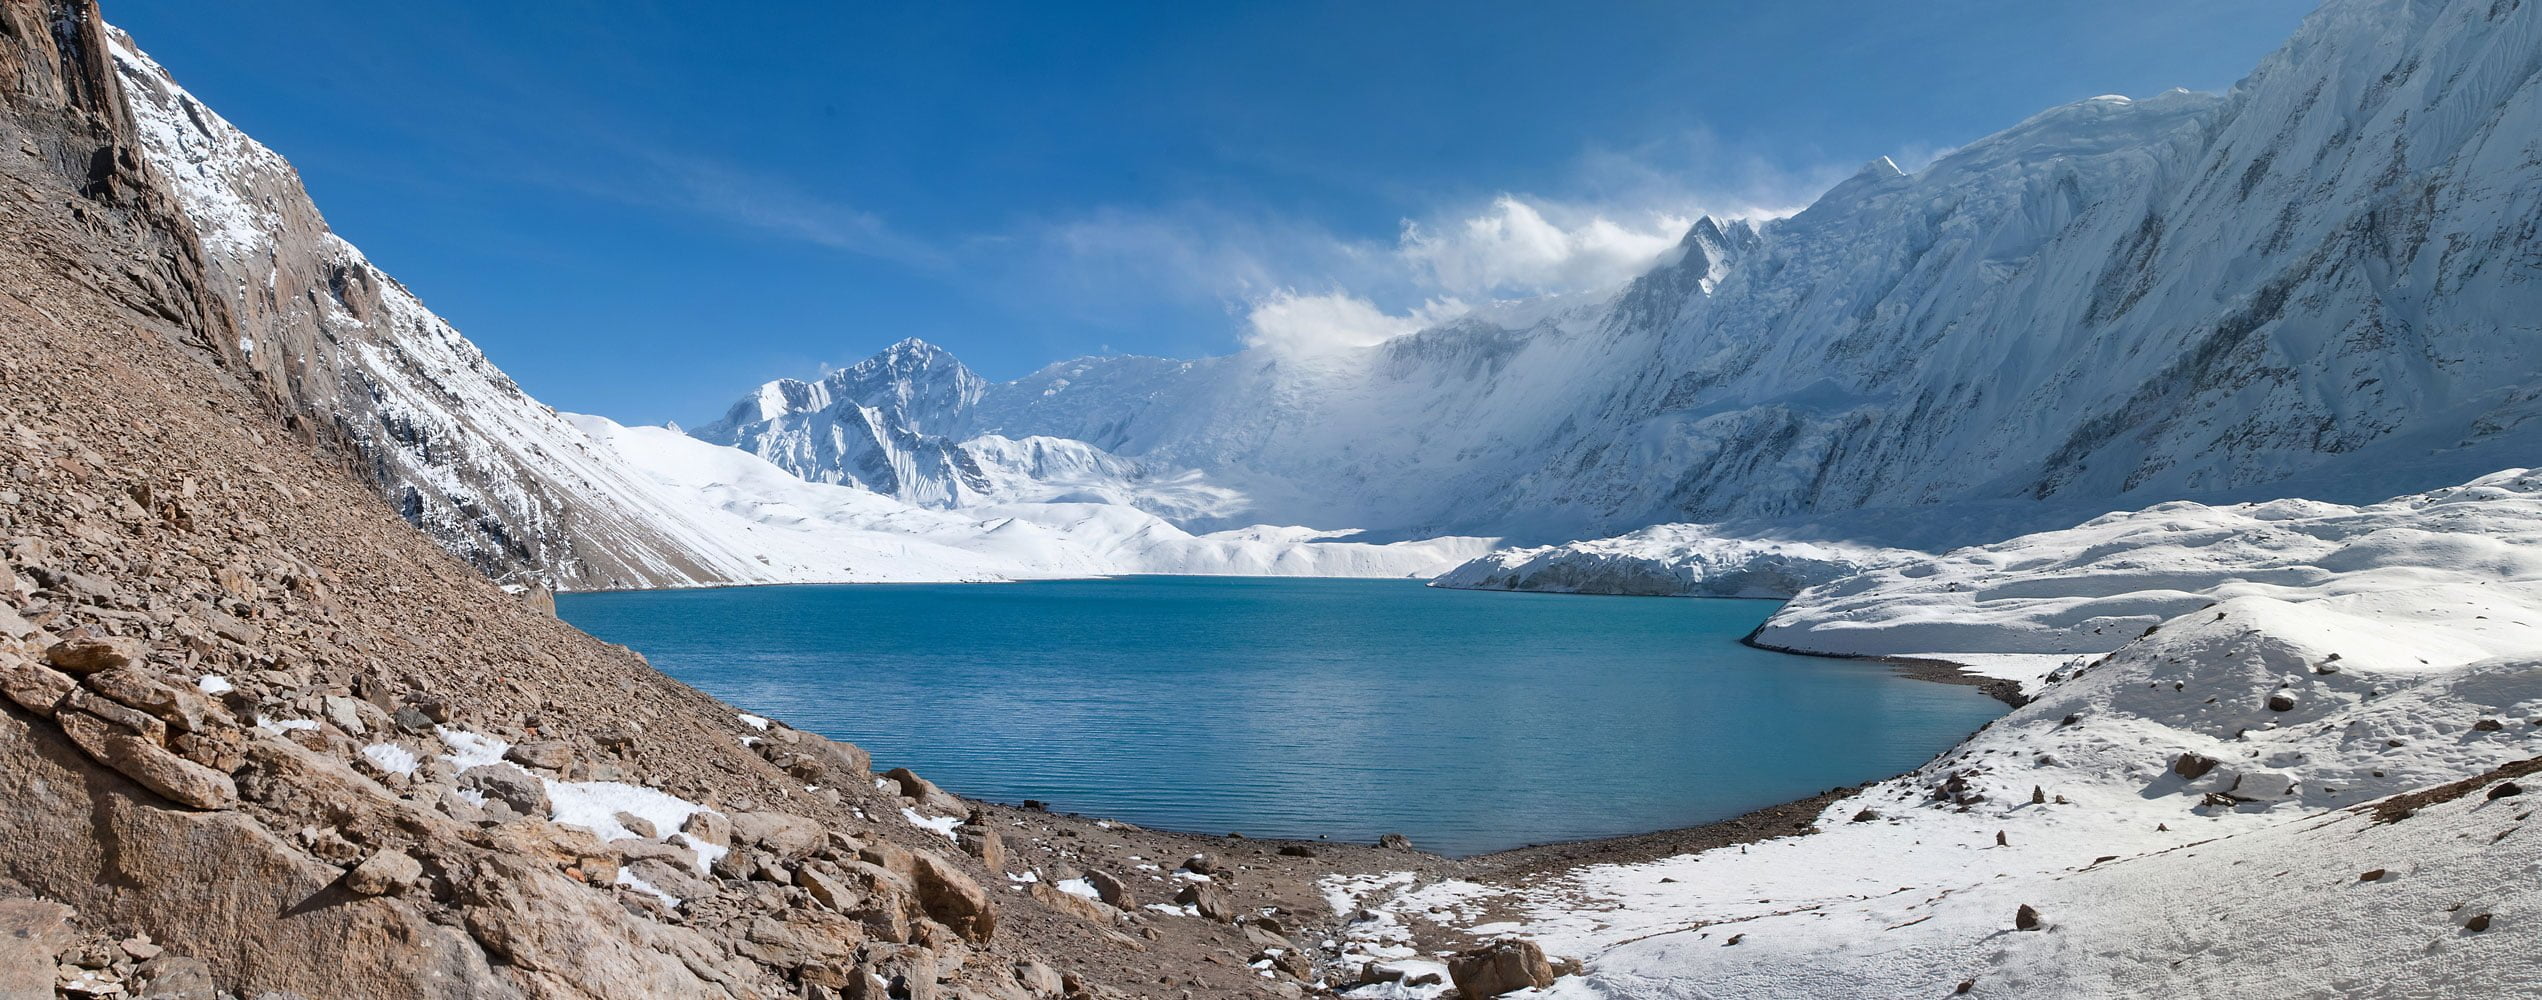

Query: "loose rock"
(1447, 939), (1556, 998)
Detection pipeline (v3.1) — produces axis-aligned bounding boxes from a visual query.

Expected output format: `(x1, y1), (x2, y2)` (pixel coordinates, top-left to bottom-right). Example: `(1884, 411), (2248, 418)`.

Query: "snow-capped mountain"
(111, 0), (2542, 593)
(713, 0), (2539, 551)
(697, 337), (1262, 525)
(692, 338), (994, 506)
(105, 28), (1481, 589)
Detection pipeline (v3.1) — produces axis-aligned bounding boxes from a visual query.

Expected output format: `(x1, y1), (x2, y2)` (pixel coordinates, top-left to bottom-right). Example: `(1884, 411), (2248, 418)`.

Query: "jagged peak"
(837, 336), (981, 385)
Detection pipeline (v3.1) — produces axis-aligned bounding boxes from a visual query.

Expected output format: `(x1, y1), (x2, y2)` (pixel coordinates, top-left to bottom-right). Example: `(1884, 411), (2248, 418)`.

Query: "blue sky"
(110, 1), (2314, 425)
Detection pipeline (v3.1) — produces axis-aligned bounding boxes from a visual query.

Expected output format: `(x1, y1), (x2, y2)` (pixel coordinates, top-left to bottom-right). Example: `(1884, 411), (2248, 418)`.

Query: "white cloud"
(1241, 290), (1466, 356)
(1398, 196), (1691, 299)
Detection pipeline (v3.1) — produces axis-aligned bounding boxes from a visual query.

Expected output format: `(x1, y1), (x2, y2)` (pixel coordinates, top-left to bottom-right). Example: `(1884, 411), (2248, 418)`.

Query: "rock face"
(98, 31), (766, 591)
(1447, 939), (1557, 997)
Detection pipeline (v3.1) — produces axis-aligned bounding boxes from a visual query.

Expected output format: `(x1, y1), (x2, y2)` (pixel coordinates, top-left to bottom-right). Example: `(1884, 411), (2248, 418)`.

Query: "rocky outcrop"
(1447, 939), (1556, 998)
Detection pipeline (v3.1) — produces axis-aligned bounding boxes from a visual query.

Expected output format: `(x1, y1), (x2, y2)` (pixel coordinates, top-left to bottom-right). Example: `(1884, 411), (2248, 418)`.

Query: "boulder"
(0, 655), (76, 716)
(86, 669), (219, 732)
(319, 695), (368, 736)
(2230, 769), (2299, 800)
(1376, 833), (1413, 850)
(344, 849), (423, 896)
(63, 687), (168, 744)
(625, 858), (717, 902)
(909, 851), (996, 942)
(678, 809), (732, 851)
(43, 636), (146, 674)
(131, 955), (217, 1000)
(884, 767), (966, 814)
(505, 740), (575, 771)
(1029, 880), (1117, 925)
(730, 810), (824, 858)
(1447, 939), (1556, 997)
(2171, 752), (2220, 781)
(797, 864), (862, 912)
(458, 764), (551, 818)
(1086, 869), (1134, 910)
(1175, 882), (1237, 922)
(859, 841), (916, 878)
(793, 729), (872, 778)
(957, 826), (1005, 871)
(736, 911), (862, 969)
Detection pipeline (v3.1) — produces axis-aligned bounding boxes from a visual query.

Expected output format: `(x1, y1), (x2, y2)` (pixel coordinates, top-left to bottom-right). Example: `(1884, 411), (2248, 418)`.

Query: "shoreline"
(1741, 623), (2032, 709)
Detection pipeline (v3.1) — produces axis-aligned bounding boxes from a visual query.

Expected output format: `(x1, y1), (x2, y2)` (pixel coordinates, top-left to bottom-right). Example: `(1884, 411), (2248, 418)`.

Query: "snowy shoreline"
(1318, 467), (2542, 997)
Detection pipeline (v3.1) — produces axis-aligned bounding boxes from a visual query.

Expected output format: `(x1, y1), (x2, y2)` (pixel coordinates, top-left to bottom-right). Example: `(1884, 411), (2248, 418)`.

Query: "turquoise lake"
(560, 577), (2002, 856)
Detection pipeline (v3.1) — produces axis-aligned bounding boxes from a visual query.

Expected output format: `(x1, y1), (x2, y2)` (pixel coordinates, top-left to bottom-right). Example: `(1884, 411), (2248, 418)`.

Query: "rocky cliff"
(100, 27), (780, 591)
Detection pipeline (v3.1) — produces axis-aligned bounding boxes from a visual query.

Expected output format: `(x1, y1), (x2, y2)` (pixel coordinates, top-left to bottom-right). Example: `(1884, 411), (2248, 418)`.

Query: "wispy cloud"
(1004, 133), (1864, 359)
(579, 129), (1865, 362)
(632, 153), (945, 266)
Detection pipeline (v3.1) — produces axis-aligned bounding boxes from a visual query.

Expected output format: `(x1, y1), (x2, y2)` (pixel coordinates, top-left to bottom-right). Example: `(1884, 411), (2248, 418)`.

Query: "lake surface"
(560, 577), (2002, 856)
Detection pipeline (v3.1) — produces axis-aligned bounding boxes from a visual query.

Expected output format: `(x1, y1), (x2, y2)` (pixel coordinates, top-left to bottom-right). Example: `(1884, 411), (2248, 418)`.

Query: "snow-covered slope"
(715, 0), (2540, 550)
(1335, 468), (2542, 998)
(575, 415), (1497, 583)
(108, 30), (755, 590)
(1756, 468), (2542, 687)
(1429, 524), (1917, 598)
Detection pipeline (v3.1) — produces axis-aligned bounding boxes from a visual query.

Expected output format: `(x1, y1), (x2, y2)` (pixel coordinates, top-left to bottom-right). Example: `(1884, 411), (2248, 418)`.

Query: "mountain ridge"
(697, 0), (2537, 552)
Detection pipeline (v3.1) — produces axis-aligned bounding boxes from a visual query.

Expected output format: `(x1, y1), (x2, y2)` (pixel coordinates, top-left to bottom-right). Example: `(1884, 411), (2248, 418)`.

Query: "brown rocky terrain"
(0, 3), (1530, 997)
